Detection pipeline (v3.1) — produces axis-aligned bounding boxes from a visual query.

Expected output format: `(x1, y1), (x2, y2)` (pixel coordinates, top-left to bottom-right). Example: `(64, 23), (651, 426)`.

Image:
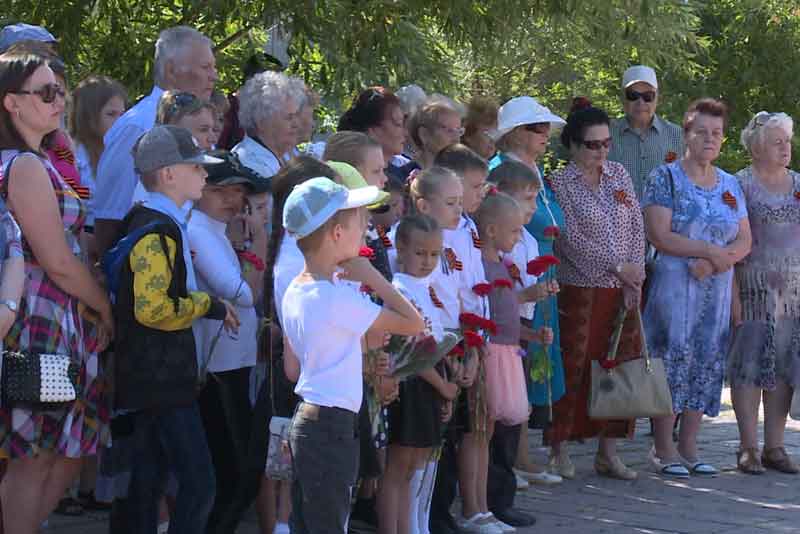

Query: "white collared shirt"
(503, 227), (540, 320)
(189, 209), (257, 373)
(94, 86), (164, 221)
(232, 135), (282, 180)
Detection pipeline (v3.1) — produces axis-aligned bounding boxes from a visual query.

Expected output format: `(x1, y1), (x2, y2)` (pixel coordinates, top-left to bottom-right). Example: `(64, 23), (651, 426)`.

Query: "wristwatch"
(0, 299), (18, 313)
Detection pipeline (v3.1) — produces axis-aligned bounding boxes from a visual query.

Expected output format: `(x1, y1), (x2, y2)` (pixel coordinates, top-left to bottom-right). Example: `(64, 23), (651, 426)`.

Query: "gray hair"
(238, 71), (306, 133)
(741, 111), (794, 153)
(153, 26), (213, 86)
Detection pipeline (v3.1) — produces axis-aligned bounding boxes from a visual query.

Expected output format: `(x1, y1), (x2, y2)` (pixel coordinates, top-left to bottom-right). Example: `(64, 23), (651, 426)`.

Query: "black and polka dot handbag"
(1, 351), (79, 405)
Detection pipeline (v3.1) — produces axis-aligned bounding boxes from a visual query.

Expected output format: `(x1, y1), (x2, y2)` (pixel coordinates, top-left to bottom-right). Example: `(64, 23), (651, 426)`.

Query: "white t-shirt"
(392, 272), (444, 342)
(432, 215), (490, 329)
(75, 144), (96, 227)
(273, 233), (305, 325)
(189, 210), (258, 372)
(503, 227), (540, 320)
(282, 277), (381, 412)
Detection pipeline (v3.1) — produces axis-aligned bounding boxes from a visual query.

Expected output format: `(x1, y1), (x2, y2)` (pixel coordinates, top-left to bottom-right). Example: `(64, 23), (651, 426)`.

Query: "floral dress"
(727, 167), (800, 390)
(642, 161), (747, 416)
(0, 150), (108, 459)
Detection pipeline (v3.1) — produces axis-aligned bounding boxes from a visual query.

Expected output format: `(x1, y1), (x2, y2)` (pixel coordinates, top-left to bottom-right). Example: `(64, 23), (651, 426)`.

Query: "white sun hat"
(491, 96), (566, 141)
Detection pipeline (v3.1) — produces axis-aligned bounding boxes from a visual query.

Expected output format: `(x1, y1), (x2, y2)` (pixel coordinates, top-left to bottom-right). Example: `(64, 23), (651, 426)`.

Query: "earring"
(15, 110), (21, 120)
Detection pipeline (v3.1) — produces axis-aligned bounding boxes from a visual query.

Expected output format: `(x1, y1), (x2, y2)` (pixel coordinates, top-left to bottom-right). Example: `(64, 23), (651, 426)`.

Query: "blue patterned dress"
(489, 152), (566, 406)
(642, 161), (747, 416)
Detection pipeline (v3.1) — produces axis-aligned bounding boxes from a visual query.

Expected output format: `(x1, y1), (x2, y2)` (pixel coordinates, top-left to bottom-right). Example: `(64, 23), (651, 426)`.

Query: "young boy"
(280, 177), (424, 533)
(188, 151), (270, 533)
(113, 125), (239, 534)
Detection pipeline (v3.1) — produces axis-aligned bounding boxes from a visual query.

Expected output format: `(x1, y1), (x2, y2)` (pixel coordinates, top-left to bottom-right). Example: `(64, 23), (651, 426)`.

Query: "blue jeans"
(127, 402), (216, 534)
(289, 402), (359, 534)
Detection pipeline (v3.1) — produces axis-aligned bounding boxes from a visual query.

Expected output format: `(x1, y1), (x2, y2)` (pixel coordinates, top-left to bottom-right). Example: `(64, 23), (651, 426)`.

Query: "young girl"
(378, 215), (459, 534)
(462, 193), (554, 533)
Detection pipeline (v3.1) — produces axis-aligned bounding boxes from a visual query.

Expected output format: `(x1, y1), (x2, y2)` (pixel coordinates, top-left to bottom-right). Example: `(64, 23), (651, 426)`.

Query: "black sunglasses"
(625, 89), (656, 103)
(581, 137), (612, 150)
(524, 123), (550, 134)
(12, 83), (65, 104)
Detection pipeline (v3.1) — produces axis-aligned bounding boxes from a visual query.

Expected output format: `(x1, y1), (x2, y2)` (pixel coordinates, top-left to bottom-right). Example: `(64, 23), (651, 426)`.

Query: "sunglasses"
(12, 83), (65, 104)
(625, 89), (656, 103)
(581, 137), (612, 150)
(524, 123), (550, 134)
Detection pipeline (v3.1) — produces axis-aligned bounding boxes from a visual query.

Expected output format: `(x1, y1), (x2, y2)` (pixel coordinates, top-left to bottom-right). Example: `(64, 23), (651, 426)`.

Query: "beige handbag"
(589, 306), (673, 419)
(790, 389), (800, 421)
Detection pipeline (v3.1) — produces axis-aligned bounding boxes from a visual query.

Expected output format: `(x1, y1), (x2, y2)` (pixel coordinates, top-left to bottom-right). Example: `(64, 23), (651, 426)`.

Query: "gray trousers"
(288, 402), (359, 534)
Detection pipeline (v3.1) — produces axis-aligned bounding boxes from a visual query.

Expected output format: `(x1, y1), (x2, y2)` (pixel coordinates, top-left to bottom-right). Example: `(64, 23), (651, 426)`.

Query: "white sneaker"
(157, 522), (169, 534)
(273, 523), (290, 534)
(482, 512), (516, 532)
(514, 467), (563, 485)
(515, 473), (529, 490)
(457, 513), (503, 534)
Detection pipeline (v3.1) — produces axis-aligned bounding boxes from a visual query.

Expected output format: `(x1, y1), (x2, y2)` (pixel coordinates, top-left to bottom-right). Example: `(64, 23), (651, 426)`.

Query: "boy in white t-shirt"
(280, 177), (424, 533)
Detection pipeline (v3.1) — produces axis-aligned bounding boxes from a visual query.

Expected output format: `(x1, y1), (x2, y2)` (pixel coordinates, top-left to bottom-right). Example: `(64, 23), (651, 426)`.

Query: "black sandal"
(54, 496), (85, 516)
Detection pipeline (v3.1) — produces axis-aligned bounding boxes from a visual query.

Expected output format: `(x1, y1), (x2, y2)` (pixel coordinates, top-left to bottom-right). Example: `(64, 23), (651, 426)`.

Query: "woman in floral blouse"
(545, 105), (646, 480)
(643, 99), (751, 478)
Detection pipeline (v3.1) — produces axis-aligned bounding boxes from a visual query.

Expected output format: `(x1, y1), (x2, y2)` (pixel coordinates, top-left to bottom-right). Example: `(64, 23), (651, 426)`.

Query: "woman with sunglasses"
(643, 98), (751, 478)
(727, 111), (800, 475)
(0, 53), (114, 533)
(544, 103), (646, 481)
(487, 96), (569, 483)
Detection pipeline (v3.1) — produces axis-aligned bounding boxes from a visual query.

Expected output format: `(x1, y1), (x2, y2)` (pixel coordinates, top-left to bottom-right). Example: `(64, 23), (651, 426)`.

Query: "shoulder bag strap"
(635, 306), (652, 371)
(605, 305), (629, 363)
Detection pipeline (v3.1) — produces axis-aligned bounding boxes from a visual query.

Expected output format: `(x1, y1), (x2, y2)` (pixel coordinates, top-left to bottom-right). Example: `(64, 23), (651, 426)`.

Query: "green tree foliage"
(5, 0), (800, 169)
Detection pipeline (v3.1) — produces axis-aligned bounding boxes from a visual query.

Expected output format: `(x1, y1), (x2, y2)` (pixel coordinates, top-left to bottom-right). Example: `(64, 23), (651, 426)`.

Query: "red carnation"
(599, 359), (618, 370)
(493, 278), (513, 289)
(481, 318), (498, 336)
(237, 250), (265, 271)
(359, 284), (373, 294)
(527, 255), (560, 276)
(664, 151), (678, 163)
(543, 225), (560, 239)
(463, 330), (484, 348)
(472, 282), (493, 296)
(459, 312), (485, 329)
(449, 345), (465, 358)
(359, 246), (376, 259)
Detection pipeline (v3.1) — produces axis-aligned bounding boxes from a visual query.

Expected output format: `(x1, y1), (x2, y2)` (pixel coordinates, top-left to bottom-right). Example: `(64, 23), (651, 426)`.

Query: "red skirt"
(544, 285), (641, 444)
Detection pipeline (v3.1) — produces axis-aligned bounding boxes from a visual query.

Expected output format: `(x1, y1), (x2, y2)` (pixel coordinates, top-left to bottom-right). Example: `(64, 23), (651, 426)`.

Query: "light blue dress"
(641, 161), (747, 416)
(489, 152), (566, 406)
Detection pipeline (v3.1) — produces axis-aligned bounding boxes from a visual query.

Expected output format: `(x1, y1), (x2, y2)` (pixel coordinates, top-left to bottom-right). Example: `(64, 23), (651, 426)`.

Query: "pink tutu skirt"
(485, 343), (529, 425)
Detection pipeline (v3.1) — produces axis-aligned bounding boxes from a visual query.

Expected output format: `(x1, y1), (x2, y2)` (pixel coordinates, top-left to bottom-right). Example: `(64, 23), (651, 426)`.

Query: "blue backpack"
(101, 221), (161, 303)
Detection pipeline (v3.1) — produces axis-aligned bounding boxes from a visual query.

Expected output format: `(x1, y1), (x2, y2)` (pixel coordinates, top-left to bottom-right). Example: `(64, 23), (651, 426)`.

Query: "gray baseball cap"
(0, 23), (57, 53)
(133, 125), (223, 175)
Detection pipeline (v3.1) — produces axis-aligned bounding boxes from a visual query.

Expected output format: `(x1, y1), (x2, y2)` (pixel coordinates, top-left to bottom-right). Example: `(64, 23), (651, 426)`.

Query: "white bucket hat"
(491, 96), (566, 141)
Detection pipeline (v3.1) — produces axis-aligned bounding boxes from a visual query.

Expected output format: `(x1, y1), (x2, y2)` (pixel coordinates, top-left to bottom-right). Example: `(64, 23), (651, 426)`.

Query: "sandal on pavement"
(595, 454), (637, 480)
(548, 451), (576, 480)
(648, 447), (690, 478)
(679, 455), (718, 476)
(762, 447), (800, 474)
(736, 448), (766, 475)
(513, 467), (563, 485)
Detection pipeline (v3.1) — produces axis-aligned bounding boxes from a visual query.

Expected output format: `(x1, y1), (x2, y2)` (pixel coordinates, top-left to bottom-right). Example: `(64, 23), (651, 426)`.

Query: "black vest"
(113, 205), (199, 411)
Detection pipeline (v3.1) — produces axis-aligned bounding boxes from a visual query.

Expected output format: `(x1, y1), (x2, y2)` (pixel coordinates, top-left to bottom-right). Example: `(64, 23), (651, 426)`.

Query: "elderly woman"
(405, 99), (464, 169)
(233, 71), (305, 179)
(545, 105), (646, 481)
(462, 96), (499, 160)
(487, 96), (568, 477)
(644, 98), (751, 478)
(728, 112), (800, 474)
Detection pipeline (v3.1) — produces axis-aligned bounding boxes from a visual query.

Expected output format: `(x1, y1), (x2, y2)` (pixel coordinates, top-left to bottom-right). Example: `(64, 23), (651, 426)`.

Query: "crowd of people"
(0, 20), (798, 534)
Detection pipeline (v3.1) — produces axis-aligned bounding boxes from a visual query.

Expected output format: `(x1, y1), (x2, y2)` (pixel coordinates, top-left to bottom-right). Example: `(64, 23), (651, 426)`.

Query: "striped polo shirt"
(608, 114), (684, 200)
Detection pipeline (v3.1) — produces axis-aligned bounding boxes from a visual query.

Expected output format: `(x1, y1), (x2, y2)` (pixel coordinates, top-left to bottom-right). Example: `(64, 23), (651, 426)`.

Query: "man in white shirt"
(94, 25), (218, 256)
(188, 151), (269, 534)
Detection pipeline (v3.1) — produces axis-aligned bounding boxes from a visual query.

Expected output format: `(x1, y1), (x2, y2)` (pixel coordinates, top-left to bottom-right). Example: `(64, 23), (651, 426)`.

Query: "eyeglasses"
(581, 137), (612, 150)
(11, 83), (65, 104)
(524, 123), (550, 134)
(625, 89), (656, 103)
(436, 124), (465, 137)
